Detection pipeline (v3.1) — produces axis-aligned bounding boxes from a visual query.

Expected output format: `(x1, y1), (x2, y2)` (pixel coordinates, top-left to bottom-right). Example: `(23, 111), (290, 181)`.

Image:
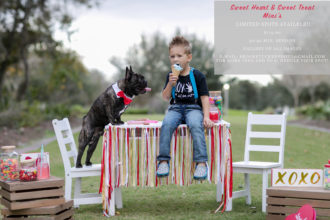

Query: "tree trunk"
(0, 60), (10, 99)
(16, 49), (29, 101)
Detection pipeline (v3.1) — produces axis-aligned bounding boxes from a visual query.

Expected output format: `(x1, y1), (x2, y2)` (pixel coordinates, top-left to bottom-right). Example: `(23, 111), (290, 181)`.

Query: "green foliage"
(228, 78), (294, 111)
(0, 101), (90, 128)
(297, 100), (330, 120)
(125, 108), (149, 115)
(0, 49), (108, 127)
(0, 0), (99, 100)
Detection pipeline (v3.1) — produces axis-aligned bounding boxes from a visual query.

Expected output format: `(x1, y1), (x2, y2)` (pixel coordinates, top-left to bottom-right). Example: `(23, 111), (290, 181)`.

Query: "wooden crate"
(267, 187), (330, 220)
(0, 176), (65, 210)
(1, 200), (73, 220)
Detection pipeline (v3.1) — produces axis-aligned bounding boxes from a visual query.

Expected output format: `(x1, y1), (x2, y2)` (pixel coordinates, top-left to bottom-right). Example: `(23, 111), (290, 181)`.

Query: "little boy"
(156, 36), (214, 180)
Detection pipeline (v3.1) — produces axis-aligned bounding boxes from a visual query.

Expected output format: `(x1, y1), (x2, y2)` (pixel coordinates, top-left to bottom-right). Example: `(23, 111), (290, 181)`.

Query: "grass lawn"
(2, 110), (330, 219)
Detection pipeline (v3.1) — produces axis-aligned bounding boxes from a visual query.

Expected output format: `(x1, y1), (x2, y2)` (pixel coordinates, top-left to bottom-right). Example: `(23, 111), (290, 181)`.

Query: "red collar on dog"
(112, 83), (133, 105)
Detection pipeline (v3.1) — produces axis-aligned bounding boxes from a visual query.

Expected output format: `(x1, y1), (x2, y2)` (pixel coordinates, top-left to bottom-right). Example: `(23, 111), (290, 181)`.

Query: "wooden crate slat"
(54, 208), (74, 220)
(1, 197), (65, 210)
(2, 200), (73, 215)
(267, 205), (301, 215)
(266, 214), (286, 220)
(267, 196), (330, 208)
(267, 187), (330, 200)
(3, 208), (73, 220)
(267, 204), (330, 217)
(0, 177), (64, 191)
(4, 216), (55, 220)
(0, 188), (64, 201)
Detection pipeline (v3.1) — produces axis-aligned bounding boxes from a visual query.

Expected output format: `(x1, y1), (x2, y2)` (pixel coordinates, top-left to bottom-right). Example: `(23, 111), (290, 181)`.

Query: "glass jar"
(0, 146), (20, 182)
(20, 159), (37, 181)
(209, 91), (223, 122)
(37, 154), (50, 180)
(324, 161), (330, 190)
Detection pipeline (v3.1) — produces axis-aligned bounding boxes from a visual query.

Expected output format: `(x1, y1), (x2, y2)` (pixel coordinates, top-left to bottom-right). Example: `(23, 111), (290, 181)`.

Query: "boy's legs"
(185, 104), (208, 179)
(184, 105), (208, 163)
(157, 105), (183, 162)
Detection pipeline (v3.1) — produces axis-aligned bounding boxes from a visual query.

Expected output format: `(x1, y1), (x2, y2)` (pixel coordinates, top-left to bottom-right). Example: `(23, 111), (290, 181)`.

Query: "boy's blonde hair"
(169, 36), (192, 55)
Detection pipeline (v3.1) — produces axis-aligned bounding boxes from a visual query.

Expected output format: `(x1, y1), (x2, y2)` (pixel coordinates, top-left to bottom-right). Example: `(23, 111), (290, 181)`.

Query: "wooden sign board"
(271, 168), (323, 187)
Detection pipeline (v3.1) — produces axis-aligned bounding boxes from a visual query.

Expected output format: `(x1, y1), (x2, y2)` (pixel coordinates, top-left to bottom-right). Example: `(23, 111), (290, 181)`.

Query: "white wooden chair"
(229, 112), (287, 212)
(52, 118), (123, 208)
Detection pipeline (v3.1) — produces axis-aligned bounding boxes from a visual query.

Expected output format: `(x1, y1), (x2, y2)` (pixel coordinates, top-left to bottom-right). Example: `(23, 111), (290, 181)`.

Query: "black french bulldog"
(76, 66), (149, 168)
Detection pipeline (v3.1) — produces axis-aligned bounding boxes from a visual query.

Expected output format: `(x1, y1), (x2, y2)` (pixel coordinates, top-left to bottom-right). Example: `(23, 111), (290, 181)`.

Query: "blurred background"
(1, 0), (330, 141)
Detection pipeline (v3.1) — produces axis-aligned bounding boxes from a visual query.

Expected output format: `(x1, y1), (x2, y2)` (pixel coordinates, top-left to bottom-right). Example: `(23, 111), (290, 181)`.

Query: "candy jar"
(209, 91), (222, 122)
(324, 160), (330, 190)
(0, 146), (19, 182)
(20, 159), (37, 181)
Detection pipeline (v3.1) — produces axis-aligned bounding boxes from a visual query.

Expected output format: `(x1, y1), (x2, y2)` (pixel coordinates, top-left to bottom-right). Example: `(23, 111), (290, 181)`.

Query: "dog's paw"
(76, 163), (83, 168)
(118, 120), (124, 125)
(86, 162), (93, 166)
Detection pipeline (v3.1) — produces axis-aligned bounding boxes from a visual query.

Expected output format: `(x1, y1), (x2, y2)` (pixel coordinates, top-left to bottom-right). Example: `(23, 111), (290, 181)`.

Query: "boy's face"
(169, 45), (192, 69)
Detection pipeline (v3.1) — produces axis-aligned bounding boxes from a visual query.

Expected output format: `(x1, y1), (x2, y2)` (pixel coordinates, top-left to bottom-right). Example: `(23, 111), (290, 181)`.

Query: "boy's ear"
(187, 54), (192, 62)
(125, 66), (132, 81)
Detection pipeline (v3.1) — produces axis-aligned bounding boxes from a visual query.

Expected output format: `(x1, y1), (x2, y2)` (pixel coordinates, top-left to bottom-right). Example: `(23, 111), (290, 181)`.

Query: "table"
(99, 121), (232, 216)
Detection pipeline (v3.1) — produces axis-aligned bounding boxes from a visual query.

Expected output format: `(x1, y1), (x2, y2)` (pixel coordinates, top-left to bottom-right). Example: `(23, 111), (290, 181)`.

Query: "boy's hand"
(203, 117), (214, 128)
(169, 73), (178, 86)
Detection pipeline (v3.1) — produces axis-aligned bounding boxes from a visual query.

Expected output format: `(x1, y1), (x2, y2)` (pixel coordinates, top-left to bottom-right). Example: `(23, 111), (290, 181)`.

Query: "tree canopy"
(0, 0), (99, 101)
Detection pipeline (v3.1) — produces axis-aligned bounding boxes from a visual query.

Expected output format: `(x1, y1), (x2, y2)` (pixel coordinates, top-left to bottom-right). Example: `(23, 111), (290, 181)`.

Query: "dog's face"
(124, 66), (148, 96)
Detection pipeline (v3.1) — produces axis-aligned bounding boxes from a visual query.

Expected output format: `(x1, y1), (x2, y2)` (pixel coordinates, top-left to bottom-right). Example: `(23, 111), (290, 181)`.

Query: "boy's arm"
(201, 95), (214, 128)
(162, 73), (178, 101)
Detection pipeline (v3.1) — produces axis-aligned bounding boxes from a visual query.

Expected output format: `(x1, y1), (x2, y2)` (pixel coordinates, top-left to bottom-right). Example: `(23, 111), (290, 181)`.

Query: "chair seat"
(233, 161), (281, 169)
(70, 164), (101, 172)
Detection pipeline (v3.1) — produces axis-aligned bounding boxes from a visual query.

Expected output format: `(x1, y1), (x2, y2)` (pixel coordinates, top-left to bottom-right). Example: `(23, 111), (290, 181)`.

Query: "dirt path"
(288, 122), (330, 133)
(17, 126), (81, 153)
(287, 119), (330, 133)
(0, 117), (82, 153)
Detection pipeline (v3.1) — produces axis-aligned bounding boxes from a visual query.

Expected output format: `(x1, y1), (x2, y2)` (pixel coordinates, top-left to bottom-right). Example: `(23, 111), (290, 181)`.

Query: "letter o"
(289, 172), (298, 185)
(311, 172), (321, 184)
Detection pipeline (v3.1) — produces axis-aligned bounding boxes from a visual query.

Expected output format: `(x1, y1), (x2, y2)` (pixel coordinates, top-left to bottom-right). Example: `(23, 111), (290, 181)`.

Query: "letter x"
(299, 172), (308, 184)
(275, 172), (286, 184)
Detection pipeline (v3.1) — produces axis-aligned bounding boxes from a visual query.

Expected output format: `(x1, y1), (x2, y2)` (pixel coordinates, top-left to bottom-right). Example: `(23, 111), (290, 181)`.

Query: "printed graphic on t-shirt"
(175, 81), (195, 101)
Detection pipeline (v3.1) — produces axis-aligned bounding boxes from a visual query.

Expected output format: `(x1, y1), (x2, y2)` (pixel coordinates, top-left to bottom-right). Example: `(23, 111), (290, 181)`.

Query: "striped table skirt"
(99, 121), (232, 216)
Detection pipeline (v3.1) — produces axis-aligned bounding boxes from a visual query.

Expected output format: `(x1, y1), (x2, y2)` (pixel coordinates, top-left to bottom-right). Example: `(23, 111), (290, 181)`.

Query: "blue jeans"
(157, 104), (208, 163)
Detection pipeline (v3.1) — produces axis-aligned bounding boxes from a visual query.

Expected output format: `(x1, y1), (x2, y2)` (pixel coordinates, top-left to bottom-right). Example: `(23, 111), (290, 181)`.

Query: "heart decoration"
(285, 204), (316, 220)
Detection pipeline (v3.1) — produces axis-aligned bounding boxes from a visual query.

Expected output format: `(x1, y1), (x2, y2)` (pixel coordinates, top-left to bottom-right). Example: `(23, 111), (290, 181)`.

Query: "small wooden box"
(0, 176), (65, 210)
(267, 187), (330, 219)
(1, 200), (73, 220)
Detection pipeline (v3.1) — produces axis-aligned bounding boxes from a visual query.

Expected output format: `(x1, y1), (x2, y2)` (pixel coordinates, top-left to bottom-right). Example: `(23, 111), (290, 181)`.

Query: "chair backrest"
(244, 112), (287, 166)
(52, 118), (78, 171)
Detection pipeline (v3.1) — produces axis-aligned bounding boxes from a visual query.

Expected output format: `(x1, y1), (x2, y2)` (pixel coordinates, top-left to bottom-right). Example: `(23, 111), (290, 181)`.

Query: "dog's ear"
(125, 66), (132, 81)
(129, 66), (133, 73)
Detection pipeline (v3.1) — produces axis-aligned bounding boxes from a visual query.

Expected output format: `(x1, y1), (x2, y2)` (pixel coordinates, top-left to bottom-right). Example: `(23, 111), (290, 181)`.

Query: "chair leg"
(262, 170), (268, 213)
(226, 198), (233, 211)
(109, 190), (116, 216)
(115, 187), (123, 209)
(244, 173), (251, 205)
(216, 181), (222, 202)
(65, 174), (72, 201)
(74, 177), (82, 208)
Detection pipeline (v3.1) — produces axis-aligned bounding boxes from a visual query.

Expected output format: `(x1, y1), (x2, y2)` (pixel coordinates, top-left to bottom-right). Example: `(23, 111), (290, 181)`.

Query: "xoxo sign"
(271, 169), (323, 187)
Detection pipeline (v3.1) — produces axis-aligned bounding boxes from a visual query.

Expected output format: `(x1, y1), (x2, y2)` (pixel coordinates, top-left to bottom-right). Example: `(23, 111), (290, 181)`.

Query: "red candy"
(210, 111), (219, 122)
(19, 168), (37, 181)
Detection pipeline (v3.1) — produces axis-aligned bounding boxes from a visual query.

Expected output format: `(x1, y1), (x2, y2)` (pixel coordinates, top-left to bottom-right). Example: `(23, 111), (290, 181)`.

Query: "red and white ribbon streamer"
(99, 122), (232, 217)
